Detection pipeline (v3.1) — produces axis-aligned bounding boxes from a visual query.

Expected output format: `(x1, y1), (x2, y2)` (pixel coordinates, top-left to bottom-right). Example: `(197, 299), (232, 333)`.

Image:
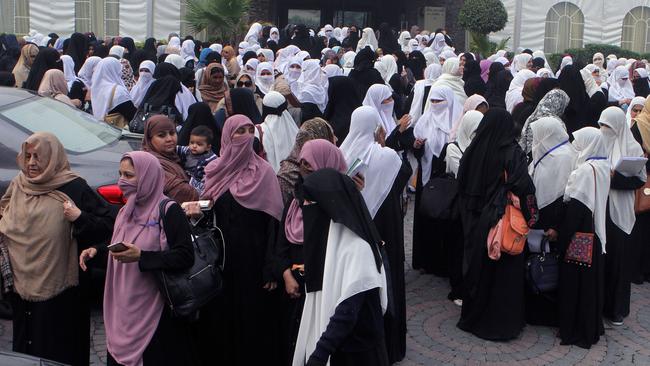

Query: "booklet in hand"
(614, 157), (648, 177)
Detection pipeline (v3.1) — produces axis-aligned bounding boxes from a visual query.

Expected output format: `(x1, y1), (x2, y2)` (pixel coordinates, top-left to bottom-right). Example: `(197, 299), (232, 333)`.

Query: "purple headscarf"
(104, 151), (168, 366)
(284, 139), (347, 244)
(202, 114), (284, 220)
(480, 60), (493, 83)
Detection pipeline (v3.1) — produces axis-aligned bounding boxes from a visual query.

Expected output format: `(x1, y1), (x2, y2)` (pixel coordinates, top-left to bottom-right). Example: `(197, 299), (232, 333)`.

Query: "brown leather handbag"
(635, 181), (650, 214)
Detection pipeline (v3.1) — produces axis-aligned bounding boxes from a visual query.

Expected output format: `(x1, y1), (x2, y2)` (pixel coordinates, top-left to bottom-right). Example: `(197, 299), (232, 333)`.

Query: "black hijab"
(178, 102), (219, 152)
(324, 76), (363, 145)
(143, 38), (157, 59)
(533, 78), (560, 104)
(179, 67), (196, 90)
(377, 23), (399, 55)
(0, 71), (15, 86)
(351, 47), (375, 72)
(463, 60), (486, 97)
(93, 43), (109, 58)
(154, 62), (181, 80)
(291, 24), (313, 52)
(130, 50), (155, 77)
(408, 51), (427, 81)
(634, 77), (650, 97)
(228, 88), (262, 124)
(486, 69), (511, 110)
(66, 32), (87, 73)
(558, 64), (593, 132)
(23, 48), (62, 90)
(342, 29), (360, 50)
(348, 47), (384, 99)
(140, 76), (181, 110)
(301, 168), (383, 293)
(242, 51), (257, 65)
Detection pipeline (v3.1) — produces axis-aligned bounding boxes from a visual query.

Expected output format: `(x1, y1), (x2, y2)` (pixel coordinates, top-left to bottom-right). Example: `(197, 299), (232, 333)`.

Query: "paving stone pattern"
(0, 197), (649, 365)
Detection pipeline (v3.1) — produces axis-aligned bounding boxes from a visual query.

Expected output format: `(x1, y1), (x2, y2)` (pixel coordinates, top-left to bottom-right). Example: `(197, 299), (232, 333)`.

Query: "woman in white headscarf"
(166, 36), (181, 54)
(268, 27), (280, 44)
(536, 68), (554, 78)
(555, 56), (573, 77)
(409, 63), (442, 124)
(165, 54), (185, 69)
(258, 91), (299, 172)
(244, 58), (259, 79)
(68, 56), (101, 106)
(593, 52), (609, 83)
(180, 39), (196, 68)
(430, 33), (447, 56)
(362, 84), (396, 134)
(257, 48), (275, 63)
(254, 61), (274, 98)
(375, 55), (398, 87)
(342, 51), (357, 76)
(431, 57), (467, 107)
(398, 31), (412, 53)
(505, 69), (536, 113)
(608, 65), (635, 105)
(297, 59), (328, 117)
(559, 126), (611, 349)
(626, 96), (645, 127)
(90, 57), (136, 124)
(129, 60), (156, 108)
(59, 55), (76, 90)
(510, 53), (532, 77)
(244, 22), (263, 46)
(274, 45), (300, 74)
(356, 27), (378, 52)
(322, 64), (343, 78)
(598, 107), (646, 326)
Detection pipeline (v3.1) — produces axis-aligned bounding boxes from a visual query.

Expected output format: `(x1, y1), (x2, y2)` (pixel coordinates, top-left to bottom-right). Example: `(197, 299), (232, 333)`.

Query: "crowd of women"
(0, 20), (649, 365)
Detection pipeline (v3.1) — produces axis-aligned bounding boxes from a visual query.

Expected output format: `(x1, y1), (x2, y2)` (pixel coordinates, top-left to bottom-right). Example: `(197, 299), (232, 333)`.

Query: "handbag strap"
(589, 163), (597, 230)
(107, 85), (117, 111)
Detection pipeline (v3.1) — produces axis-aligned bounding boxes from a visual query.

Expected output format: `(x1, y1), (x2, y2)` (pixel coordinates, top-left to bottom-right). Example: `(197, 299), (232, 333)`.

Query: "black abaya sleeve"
(139, 203), (194, 272)
(274, 205), (293, 279)
(533, 198), (566, 233)
(264, 216), (280, 282)
(507, 147), (538, 226)
(610, 171), (645, 190)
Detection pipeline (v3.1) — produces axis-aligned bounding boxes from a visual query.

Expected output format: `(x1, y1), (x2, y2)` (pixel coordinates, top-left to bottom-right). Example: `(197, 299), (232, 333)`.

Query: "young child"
(177, 126), (217, 194)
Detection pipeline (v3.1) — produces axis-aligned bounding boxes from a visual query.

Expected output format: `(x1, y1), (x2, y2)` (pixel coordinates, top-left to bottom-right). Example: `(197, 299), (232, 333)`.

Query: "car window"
(0, 97), (121, 153)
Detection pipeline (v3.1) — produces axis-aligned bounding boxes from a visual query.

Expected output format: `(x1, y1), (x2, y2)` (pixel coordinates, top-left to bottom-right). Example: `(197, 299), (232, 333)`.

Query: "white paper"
(614, 157), (648, 177)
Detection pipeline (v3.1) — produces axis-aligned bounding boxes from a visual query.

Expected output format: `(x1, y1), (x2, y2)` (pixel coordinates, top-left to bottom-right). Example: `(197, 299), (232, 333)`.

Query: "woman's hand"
(110, 243), (141, 263)
(63, 200), (82, 222)
(414, 138), (426, 149)
(352, 173), (365, 191)
(79, 247), (97, 271)
(398, 114), (412, 132)
(374, 126), (386, 147)
(181, 201), (203, 218)
(283, 269), (301, 299)
(263, 281), (278, 291)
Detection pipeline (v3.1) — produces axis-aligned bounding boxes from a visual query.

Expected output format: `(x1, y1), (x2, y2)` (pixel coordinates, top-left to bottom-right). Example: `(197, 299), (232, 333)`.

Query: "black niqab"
(66, 32), (87, 73)
(143, 38), (157, 59)
(23, 48), (62, 90)
(463, 60), (486, 97)
(228, 88), (262, 124)
(558, 64), (594, 132)
(140, 75), (181, 109)
(153, 62), (181, 80)
(291, 24), (313, 52)
(324, 76), (362, 145)
(301, 168), (383, 293)
(634, 77), (650, 97)
(378, 23), (399, 55)
(242, 51), (257, 66)
(485, 68), (511, 110)
(93, 44), (109, 58)
(533, 78), (560, 104)
(408, 51), (426, 81)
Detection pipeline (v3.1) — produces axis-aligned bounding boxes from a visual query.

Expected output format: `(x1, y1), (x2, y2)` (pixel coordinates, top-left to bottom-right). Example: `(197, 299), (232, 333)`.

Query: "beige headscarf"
(633, 97), (650, 153)
(0, 132), (80, 301)
(37, 69), (76, 107)
(12, 44), (38, 88)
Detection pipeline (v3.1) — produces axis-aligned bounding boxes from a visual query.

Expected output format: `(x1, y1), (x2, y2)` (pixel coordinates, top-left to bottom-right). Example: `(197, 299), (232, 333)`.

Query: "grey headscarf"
(519, 89), (570, 155)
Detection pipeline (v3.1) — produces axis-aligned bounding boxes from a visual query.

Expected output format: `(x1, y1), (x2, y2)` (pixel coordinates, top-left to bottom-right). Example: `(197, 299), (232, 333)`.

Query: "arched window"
(622, 7), (650, 53)
(544, 2), (584, 53)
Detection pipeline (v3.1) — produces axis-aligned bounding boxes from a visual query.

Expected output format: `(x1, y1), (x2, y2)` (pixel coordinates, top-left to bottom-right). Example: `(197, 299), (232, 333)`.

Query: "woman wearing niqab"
(456, 109), (537, 341)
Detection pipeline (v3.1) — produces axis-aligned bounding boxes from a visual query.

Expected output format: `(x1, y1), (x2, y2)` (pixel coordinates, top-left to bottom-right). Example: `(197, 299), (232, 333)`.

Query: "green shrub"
(548, 44), (642, 72)
(458, 0), (508, 35)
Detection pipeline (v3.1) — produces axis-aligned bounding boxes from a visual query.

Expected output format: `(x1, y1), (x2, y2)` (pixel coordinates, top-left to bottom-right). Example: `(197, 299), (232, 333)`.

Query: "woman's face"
(257, 54), (266, 62)
(299, 159), (314, 178)
(633, 71), (640, 81)
(211, 70), (224, 85)
(222, 49), (232, 60)
(24, 145), (45, 178)
(119, 158), (137, 184)
(232, 124), (255, 138)
(150, 129), (177, 155)
(260, 69), (273, 77)
(631, 105), (644, 119)
(236, 75), (253, 89)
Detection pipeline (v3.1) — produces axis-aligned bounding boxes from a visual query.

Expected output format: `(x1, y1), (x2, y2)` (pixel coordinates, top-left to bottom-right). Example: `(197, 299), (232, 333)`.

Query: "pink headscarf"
(104, 151), (169, 366)
(480, 60), (493, 82)
(284, 139), (347, 244)
(202, 114), (283, 220)
(450, 95), (488, 140)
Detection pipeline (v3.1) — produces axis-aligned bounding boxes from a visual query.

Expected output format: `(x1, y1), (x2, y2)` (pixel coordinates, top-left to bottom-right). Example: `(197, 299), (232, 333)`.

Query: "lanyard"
(533, 140), (570, 169)
(586, 156), (607, 161)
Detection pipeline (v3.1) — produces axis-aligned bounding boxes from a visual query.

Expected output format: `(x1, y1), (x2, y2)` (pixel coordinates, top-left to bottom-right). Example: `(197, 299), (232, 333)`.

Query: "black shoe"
(609, 316), (624, 326)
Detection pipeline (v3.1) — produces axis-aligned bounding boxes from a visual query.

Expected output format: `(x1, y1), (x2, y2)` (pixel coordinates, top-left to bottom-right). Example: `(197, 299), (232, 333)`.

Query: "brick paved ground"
(1, 196), (649, 365)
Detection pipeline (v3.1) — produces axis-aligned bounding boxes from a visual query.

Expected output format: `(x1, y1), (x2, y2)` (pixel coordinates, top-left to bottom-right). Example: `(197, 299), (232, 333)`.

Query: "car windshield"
(0, 97), (121, 153)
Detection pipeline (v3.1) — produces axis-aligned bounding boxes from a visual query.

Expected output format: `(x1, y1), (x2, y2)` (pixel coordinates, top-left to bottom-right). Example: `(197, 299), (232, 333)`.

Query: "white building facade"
(0, 0), (191, 40)
(491, 0), (650, 53)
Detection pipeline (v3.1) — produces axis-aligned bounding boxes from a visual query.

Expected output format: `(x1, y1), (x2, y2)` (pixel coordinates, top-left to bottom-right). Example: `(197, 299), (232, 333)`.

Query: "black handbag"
(157, 199), (225, 317)
(129, 104), (182, 134)
(418, 174), (459, 220)
(525, 237), (559, 294)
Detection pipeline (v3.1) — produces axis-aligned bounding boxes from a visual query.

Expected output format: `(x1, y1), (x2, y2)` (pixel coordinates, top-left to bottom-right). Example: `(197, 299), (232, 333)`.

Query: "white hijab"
(209, 43), (223, 54)
(90, 57), (132, 120)
(109, 45), (125, 59)
(292, 221), (387, 366)
(505, 69), (536, 112)
(260, 91), (300, 172)
(168, 36), (181, 49)
(255, 62), (275, 96)
(323, 64), (343, 78)
(431, 33), (447, 56)
(532, 50), (551, 70)
(340, 106), (402, 218)
(510, 53), (532, 77)
(431, 57), (467, 106)
(356, 28), (378, 52)
(180, 40), (196, 62)
(165, 54), (185, 69)
(414, 86), (459, 184)
(274, 45), (299, 74)
(374, 55), (398, 85)
(445, 110), (483, 176)
(599, 107), (646, 234)
(60, 55), (77, 89)
(268, 28), (280, 43)
(398, 31), (411, 53)
(536, 68), (554, 78)
(556, 56), (573, 77)
(130, 61), (156, 108)
(608, 65), (635, 102)
(297, 59), (328, 113)
(409, 63), (442, 124)
(626, 96), (646, 127)
(75, 56), (101, 88)
(529, 117), (577, 209)
(362, 84), (395, 134)
(245, 22), (263, 45)
(257, 48), (275, 62)
(565, 127), (612, 251)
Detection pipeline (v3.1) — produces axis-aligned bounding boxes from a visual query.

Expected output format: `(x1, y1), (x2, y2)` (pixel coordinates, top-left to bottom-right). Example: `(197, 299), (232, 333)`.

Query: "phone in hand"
(107, 242), (128, 253)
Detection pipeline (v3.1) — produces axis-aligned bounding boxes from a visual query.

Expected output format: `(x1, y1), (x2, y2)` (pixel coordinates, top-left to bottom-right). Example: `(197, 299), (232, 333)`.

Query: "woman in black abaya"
(558, 64), (605, 133)
(485, 64), (511, 110)
(65, 32), (87, 73)
(23, 48), (62, 90)
(323, 76), (362, 144)
(463, 60), (486, 97)
(348, 47), (384, 99)
(456, 109), (538, 341)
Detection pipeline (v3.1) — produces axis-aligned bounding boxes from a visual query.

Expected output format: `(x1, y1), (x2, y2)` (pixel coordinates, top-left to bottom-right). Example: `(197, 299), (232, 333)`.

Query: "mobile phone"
(198, 200), (212, 209)
(107, 242), (128, 253)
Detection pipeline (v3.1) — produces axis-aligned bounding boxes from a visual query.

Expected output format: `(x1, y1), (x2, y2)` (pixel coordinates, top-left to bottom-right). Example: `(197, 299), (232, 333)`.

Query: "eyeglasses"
(237, 81), (253, 87)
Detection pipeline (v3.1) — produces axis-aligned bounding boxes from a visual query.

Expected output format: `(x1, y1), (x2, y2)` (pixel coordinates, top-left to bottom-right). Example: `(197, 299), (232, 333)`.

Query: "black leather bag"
(525, 237), (559, 295)
(129, 104), (182, 134)
(418, 174), (459, 220)
(157, 199), (225, 317)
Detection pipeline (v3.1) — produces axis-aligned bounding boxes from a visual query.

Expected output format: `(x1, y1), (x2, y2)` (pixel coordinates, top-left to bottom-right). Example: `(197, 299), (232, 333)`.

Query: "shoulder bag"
(564, 165), (597, 267)
(418, 142), (460, 221)
(157, 199), (225, 317)
(103, 85), (129, 129)
(526, 236), (559, 294)
(487, 171), (530, 259)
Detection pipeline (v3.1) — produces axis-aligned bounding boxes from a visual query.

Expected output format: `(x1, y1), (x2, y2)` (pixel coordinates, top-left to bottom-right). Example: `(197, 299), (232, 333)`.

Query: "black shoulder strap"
(158, 198), (174, 231)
